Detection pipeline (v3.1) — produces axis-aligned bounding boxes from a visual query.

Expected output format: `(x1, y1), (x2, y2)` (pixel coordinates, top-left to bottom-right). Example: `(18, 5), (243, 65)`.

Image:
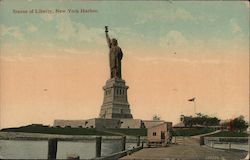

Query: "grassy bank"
(206, 131), (249, 137)
(1, 125), (114, 136)
(1, 125), (147, 136)
(173, 128), (216, 136)
(104, 128), (147, 136)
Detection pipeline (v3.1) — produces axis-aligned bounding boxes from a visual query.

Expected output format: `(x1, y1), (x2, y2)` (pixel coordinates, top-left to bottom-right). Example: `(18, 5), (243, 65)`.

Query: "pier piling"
(122, 136), (126, 151)
(200, 136), (204, 145)
(48, 138), (58, 160)
(96, 136), (102, 158)
(137, 136), (140, 146)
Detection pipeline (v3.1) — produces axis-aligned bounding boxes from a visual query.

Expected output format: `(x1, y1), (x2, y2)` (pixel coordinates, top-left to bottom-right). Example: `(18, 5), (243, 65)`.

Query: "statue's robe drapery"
(109, 46), (123, 78)
(106, 33), (123, 79)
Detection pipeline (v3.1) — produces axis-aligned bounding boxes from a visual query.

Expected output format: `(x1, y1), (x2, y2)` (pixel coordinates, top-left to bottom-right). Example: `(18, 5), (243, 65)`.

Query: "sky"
(0, 0), (249, 128)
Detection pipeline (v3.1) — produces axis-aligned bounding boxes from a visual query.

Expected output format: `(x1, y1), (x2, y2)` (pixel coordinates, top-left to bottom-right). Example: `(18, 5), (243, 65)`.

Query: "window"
(161, 131), (165, 139)
(153, 132), (157, 136)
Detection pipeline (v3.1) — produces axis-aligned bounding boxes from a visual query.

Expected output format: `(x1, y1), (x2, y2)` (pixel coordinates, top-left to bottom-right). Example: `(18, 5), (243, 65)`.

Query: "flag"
(188, 97), (195, 101)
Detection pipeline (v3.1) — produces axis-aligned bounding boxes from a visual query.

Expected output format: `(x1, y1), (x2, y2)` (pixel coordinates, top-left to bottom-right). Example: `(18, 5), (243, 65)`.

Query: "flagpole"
(194, 100), (196, 115)
(188, 97), (196, 116)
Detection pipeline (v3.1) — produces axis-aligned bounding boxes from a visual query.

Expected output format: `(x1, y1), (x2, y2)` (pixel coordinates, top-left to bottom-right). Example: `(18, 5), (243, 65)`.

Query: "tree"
(181, 113), (220, 127)
(231, 116), (248, 132)
(152, 114), (161, 121)
(182, 116), (193, 127)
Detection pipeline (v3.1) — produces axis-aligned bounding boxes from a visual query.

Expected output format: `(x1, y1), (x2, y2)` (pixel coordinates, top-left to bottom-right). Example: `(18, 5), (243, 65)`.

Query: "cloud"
(135, 55), (229, 65)
(230, 19), (241, 34)
(0, 25), (23, 40)
(55, 15), (102, 42)
(27, 24), (38, 33)
(244, 1), (249, 8)
(135, 56), (162, 64)
(112, 27), (145, 46)
(0, 43), (35, 62)
(134, 7), (203, 25)
(53, 15), (104, 45)
(75, 23), (103, 44)
(56, 48), (85, 55)
(174, 8), (196, 21)
(168, 58), (229, 64)
(0, 54), (34, 62)
(56, 15), (75, 41)
(159, 30), (187, 48)
(40, 14), (54, 22)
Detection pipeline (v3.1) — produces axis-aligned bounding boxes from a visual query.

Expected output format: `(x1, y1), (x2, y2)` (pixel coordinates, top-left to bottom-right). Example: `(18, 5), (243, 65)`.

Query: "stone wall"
(120, 119), (142, 128)
(54, 118), (120, 129)
(54, 119), (171, 129)
(95, 118), (120, 129)
(54, 120), (86, 128)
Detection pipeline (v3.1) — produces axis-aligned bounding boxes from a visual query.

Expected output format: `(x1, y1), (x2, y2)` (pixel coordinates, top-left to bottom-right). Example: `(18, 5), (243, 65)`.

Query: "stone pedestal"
(99, 78), (133, 119)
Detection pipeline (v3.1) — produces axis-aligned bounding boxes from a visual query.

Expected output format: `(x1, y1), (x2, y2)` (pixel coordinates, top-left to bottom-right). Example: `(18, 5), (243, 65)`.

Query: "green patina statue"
(105, 26), (123, 79)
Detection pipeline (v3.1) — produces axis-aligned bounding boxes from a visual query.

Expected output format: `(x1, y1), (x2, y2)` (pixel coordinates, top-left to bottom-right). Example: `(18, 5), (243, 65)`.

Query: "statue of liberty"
(105, 26), (123, 79)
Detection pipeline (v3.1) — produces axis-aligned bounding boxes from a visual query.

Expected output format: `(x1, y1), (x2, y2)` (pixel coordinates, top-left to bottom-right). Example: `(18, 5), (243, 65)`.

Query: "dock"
(120, 137), (248, 160)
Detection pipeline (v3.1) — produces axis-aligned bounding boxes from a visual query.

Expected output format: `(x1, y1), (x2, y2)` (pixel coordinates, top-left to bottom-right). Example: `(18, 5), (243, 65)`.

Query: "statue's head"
(111, 38), (118, 46)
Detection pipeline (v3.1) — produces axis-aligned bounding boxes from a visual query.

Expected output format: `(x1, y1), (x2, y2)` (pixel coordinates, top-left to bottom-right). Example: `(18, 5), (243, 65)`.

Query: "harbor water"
(0, 140), (137, 159)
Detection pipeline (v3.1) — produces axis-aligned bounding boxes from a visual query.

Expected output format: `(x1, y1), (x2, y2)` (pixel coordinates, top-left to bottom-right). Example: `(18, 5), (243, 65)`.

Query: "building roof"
(173, 122), (186, 128)
(148, 122), (172, 129)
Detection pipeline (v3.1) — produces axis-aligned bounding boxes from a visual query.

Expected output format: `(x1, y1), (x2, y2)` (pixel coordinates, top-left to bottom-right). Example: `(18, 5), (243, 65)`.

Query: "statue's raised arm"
(105, 26), (123, 79)
(105, 26), (111, 48)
